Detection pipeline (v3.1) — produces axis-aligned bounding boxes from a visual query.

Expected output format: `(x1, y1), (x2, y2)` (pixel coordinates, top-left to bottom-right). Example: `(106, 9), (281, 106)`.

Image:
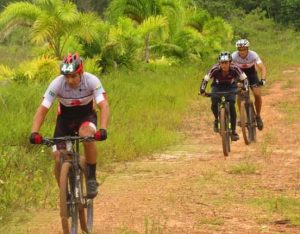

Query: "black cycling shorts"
(53, 112), (97, 150)
(247, 74), (260, 86)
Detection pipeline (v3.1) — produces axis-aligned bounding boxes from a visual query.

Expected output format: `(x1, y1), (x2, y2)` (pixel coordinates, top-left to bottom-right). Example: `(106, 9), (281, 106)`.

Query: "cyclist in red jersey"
(29, 53), (109, 198)
(232, 39), (267, 130)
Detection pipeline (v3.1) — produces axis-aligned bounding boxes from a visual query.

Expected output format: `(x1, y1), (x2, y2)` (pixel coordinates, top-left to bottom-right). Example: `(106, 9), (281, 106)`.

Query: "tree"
(0, 0), (104, 58)
(71, 0), (109, 16)
(106, 0), (183, 62)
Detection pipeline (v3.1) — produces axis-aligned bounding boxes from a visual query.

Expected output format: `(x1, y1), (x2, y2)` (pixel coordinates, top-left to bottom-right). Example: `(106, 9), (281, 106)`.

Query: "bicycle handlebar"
(42, 136), (96, 146)
(199, 90), (241, 98)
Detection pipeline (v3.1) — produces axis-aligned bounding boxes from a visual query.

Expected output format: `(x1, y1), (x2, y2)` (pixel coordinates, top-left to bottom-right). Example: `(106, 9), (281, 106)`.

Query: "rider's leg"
(79, 122), (99, 198)
(52, 151), (61, 187)
(229, 100), (237, 132)
(79, 123), (97, 176)
(237, 95), (241, 113)
(252, 87), (262, 117)
(211, 97), (219, 132)
(252, 87), (264, 130)
(229, 97), (239, 141)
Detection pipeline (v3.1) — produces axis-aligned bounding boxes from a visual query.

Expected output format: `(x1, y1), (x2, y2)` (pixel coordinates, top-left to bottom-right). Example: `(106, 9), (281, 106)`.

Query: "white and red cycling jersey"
(231, 50), (262, 79)
(42, 72), (106, 118)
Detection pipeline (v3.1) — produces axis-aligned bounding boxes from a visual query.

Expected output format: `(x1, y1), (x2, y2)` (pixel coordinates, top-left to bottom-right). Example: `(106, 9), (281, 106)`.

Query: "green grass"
(98, 65), (201, 164)
(249, 196), (300, 226)
(227, 162), (258, 175)
(197, 217), (224, 226)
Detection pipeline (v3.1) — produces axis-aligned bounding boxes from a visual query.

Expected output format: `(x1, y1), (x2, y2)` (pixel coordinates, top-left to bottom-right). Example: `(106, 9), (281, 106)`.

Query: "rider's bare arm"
(256, 62), (267, 80)
(31, 104), (49, 133)
(97, 99), (109, 130)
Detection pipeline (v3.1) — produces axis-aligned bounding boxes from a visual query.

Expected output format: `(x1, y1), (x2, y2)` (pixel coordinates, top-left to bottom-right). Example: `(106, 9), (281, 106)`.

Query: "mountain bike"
(238, 88), (257, 145)
(42, 136), (95, 234)
(203, 90), (239, 157)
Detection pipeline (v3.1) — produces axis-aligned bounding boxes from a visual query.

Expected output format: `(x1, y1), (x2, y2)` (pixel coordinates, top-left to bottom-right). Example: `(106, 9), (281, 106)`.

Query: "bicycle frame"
(42, 136), (95, 234)
(204, 90), (239, 156)
(61, 139), (85, 205)
(238, 87), (257, 144)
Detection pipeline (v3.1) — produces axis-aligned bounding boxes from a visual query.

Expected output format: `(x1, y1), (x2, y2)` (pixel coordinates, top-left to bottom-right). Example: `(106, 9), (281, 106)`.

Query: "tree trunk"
(143, 33), (150, 63)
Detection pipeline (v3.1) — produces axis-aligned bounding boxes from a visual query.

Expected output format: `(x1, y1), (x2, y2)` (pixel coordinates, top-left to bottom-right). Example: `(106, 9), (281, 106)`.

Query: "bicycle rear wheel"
(240, 101), (251, 145)
(60, 162), (79, 234)
(78, 158), (94, 234)
(220, 108), (230, 156)
(249, 102), (257, 142)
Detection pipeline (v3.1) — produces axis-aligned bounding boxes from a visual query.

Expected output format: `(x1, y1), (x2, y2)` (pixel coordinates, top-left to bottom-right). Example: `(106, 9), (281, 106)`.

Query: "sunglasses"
(238, 48), (248, 51)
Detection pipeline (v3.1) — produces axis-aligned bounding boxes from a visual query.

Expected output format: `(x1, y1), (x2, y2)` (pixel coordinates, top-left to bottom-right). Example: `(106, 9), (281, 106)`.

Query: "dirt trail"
(4, 69), (300, 234)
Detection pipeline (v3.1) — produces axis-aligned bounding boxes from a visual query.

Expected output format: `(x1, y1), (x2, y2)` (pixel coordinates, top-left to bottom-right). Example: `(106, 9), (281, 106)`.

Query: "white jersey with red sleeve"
(42, 72), (106, 110)
(231, 50), (262, 69)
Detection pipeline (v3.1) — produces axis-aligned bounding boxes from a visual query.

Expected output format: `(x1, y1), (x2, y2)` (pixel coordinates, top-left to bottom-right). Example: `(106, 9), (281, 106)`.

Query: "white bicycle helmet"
(218, 51), (232, 62)
(236, 39), (250, 48)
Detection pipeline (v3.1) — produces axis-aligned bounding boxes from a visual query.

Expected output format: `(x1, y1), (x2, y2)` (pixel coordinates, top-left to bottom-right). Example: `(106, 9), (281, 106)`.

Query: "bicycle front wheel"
(240, 101), (251, 145)
(220, 108), (230, 156)
(60, 162), (79, 234)
(78, 158), (94, 234)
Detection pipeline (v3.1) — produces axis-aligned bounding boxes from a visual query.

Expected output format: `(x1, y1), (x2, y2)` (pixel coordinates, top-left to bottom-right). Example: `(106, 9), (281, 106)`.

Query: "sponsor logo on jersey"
(70, 100), (82, 106)
(49, 90), (55, 97)
(96, 84), (102, 90)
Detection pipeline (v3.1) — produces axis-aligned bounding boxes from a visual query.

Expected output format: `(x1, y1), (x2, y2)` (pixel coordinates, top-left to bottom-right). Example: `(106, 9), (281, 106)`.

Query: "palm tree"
(0, 0), (103, 59)
(106, 0), (183, 62)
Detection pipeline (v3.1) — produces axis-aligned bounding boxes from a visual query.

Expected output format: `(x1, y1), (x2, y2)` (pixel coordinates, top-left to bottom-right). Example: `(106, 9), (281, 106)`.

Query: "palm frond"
(17, 55), (58, 81)
(161, 0), (185, 36)
(0, 2), (42, 30)
(31, 15), (58, 43)
(0, 64), (14, 80)
(77, 12), (104, 44)
(138, 15), (168, 36)
(203, 17), (233, 44)
(185, 7), (210, 32)
(56, 1), (78, 24)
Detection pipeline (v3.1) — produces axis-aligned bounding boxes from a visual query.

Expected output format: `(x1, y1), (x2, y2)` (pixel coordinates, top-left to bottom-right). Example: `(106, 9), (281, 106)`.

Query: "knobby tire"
(220, 108), (229, 156)
(78, 158), (94, 234)
(240, 101), (251, 145)
(60, 162), (78, 234)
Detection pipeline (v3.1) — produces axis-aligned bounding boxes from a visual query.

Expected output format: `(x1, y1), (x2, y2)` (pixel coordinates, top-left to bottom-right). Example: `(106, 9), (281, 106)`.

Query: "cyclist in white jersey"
(29, 53), (109, 198)
(232, 39), (267, 130)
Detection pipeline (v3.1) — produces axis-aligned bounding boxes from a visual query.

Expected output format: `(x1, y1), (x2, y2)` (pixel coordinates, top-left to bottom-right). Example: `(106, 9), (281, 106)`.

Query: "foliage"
(84, 56), (103, 77)
(196, 0), (300, 30)
(13, 55), (59, 82)
(0, 64), (14, 80)
(0, 0), (105, 58)
(230, 8), (275, 40)
(104, 17), (141, 68)
(71, 0), (109, 16)
(105, 0), (185, 62)
(98, 65), (199, 163)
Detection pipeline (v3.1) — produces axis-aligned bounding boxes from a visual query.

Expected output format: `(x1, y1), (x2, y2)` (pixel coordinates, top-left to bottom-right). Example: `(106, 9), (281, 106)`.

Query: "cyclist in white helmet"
(200, 51), (248, 141)
(232, 39), (267, 130)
